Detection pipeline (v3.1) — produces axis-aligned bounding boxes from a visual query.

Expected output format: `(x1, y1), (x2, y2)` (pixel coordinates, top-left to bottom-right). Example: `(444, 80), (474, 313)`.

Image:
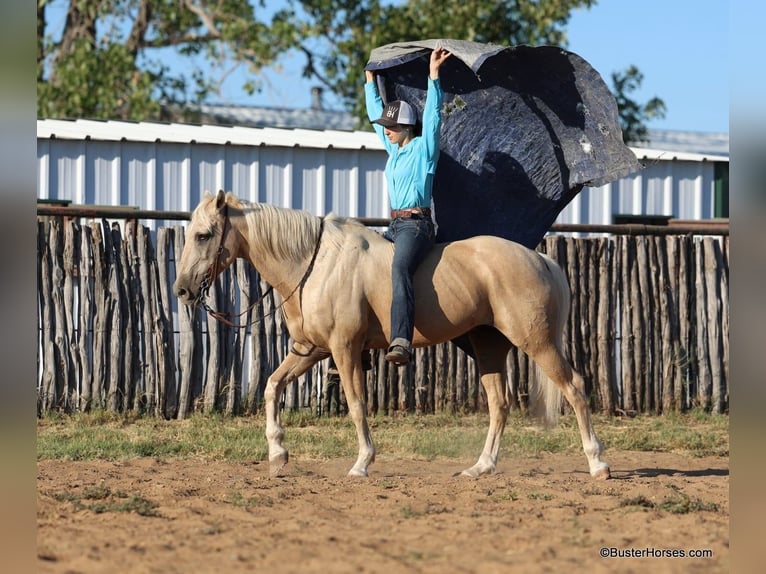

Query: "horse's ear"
(215, 190), (227, 212)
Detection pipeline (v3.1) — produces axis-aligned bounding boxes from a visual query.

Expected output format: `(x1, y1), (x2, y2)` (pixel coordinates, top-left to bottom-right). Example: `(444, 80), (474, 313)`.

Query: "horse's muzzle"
(173, 282), (199, 306)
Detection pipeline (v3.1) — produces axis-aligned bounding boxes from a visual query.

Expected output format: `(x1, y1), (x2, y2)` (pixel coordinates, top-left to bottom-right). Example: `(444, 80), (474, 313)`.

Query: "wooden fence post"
(595, 238), (616, 415)
(38, 221), (56, 413)
(155, 227), (178, 419)
(36, 218), (729, 418)
(78, 225), (94, 412)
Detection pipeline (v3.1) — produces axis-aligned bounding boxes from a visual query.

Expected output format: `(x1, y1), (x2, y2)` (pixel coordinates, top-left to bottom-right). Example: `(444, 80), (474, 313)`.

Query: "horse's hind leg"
(264, 343), (324, 476)
(533, 347), (611, 480)
(461, 327), (512, 477)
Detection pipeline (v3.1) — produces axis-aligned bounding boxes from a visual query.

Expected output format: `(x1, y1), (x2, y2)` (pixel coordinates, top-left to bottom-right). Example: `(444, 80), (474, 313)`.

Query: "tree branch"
(183, 0), (221, 38)
(37, 1), (46, 81)
(297, 45), (335, 90)
(146, 33), (221, 48)
(58, 0), (100, 57)
(126, 0), (152, 57)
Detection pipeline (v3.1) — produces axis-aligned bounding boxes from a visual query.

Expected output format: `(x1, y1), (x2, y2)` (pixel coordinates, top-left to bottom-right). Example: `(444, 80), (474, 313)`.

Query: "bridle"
(195, 203), (325, 330)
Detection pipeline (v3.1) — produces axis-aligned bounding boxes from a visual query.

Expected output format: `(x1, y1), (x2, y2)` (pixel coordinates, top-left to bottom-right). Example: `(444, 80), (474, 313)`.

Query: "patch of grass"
(38, 412), (189, 460)
(581, 486), (621, 497)
(376, 478), (399, 490)
(527, 492), (553, 501)
(399, 504), (451, 519)
(399, 505), (422, 519)
(658, 485), (720, 514)
(37, 409), (729, 463)
(51, 484), (159, 516)
(490, 489), (519, 502)
(405, 550), (439, 561)
(590, 411), (729, 457)
(226, 491), (274, 509)
(37, 411), (269, 461)
(619, 495), (656, 510)
(619, 486), (719, 514)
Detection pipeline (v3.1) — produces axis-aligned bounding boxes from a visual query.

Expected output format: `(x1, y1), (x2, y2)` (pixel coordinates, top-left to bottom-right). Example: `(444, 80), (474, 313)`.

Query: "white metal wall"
(37, 119), (727, 227)
(558, 159), (719, 225)
(37, 141), (390, 229)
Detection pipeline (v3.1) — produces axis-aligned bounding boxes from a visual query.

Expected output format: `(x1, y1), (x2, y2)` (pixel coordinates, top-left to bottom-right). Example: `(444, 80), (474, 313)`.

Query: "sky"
(209, 0), (731, 135)
(42, 0), (742, 135)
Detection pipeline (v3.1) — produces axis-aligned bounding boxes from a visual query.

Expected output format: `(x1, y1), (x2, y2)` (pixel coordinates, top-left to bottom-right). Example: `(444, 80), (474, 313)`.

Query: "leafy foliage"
(290, 0), (599, 125)
(611, 65), (667, 144)
(38, 0), (664, 138)
(37, 0), (301, 120)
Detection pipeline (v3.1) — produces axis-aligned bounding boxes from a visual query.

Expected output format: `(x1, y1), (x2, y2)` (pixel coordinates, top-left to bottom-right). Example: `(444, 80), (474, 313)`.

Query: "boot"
(385, 344), (410, 366)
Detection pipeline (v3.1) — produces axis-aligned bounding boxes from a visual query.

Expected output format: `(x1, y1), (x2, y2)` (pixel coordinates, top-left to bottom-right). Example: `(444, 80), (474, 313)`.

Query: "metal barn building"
(37, 118), (729, 227)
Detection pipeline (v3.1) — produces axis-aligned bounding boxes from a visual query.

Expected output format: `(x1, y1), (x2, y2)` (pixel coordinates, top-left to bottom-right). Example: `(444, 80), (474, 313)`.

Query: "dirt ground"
(37, 451), (728, 574)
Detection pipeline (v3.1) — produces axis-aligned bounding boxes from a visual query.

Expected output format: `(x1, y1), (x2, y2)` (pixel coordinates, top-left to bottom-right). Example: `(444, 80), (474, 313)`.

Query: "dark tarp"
(365, 39), (641, 248)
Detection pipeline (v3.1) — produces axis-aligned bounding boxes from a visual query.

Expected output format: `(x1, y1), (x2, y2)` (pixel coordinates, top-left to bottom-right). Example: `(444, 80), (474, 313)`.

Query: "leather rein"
(195, 203), (324, 329)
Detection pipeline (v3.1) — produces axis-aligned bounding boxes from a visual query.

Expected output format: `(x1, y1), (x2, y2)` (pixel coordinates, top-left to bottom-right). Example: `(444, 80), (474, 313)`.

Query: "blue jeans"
(384, 216), (435, 348)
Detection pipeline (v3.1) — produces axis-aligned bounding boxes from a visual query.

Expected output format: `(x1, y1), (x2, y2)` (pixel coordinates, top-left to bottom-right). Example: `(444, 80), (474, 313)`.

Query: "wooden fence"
(37, 216), (729, 418)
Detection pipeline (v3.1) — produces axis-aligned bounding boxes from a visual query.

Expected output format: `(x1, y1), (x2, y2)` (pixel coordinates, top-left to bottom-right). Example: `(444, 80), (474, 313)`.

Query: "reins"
(195, 204), (325, 329)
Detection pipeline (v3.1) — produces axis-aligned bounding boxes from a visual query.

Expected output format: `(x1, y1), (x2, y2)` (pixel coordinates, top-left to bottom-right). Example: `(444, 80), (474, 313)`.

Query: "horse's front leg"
(264, 343), (323, 475)
(332, 345), (375, 477)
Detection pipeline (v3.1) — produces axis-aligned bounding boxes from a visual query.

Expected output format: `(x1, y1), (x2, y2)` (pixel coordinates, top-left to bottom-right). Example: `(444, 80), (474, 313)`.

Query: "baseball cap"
(372, 100), (417, 127)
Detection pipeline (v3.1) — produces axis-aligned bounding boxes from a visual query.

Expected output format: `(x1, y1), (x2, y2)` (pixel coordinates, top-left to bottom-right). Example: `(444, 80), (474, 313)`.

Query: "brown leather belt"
(390, 207), (432, 219)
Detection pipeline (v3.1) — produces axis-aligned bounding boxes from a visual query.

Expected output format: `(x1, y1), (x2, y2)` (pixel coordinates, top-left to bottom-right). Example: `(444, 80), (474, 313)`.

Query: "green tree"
(38, 0), (664, 140)
(37, 0), (302, 120)
(611, 65), (667, 144)
(292, 0), (599, 126)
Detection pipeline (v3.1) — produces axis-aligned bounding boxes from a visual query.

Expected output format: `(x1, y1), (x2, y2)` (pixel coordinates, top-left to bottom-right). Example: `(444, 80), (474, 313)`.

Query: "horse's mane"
(237, 199), (322, 261)
(230, 196), (388, 262)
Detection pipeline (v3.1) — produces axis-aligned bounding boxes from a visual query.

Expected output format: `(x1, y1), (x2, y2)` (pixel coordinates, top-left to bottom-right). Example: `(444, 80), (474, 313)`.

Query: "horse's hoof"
(459, 464), (494, 478)
(592, 466), (611, 480)
(347, 468), (368, 478)
(269, 452), (289, 476)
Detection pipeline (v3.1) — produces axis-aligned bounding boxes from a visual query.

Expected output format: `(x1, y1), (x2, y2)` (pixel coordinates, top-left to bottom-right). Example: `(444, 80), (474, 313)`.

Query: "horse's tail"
(528, 254), (568, 427)
(530, 364), (563, 427)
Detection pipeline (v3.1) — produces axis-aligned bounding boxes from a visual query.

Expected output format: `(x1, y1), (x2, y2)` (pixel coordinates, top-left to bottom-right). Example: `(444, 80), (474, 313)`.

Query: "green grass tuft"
(51, 484), (159, 516)
(38, 409), (729, 462)
(619, 486), (719, 514)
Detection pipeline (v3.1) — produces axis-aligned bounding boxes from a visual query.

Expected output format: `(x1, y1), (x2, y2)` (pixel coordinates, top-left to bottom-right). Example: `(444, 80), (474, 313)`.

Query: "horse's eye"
(196, 232), (212, 242)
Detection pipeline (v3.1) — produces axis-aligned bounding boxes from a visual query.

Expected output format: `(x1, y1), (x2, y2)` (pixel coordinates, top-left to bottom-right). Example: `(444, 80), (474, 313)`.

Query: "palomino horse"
(174, 191), (610, 480)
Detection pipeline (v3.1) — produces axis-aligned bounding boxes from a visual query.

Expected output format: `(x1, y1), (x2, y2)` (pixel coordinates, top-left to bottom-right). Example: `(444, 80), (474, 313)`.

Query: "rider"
(365, 46), (451, 366)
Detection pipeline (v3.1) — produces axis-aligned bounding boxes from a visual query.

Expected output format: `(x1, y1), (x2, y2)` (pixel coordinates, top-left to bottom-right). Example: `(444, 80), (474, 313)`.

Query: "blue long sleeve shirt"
(365, 78), (444, 210)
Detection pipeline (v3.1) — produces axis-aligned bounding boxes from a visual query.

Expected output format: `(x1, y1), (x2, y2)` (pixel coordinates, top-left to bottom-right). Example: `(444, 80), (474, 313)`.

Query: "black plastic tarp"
(365, 39), (641, 248)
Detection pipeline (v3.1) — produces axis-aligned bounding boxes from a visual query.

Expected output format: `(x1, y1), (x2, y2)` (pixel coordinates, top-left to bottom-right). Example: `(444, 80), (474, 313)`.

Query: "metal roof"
(630, 147), (728, 163)
(192, 104), (729, 158)
(36, 118), (383, 151)
(640, 129), (729, 158)
(196, 103), (357, 131)
(37, 118), (728, 164)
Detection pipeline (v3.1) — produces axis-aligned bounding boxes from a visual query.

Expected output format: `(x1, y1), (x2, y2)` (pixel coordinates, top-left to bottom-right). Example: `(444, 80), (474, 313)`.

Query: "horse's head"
(173, 190), (238, 306)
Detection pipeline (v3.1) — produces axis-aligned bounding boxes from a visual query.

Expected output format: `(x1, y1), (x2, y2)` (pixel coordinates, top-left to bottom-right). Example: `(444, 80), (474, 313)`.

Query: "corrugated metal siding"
(558, 158), (720, 225)
(37, 119), (727, 227)
(37, 144), (389, 232)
